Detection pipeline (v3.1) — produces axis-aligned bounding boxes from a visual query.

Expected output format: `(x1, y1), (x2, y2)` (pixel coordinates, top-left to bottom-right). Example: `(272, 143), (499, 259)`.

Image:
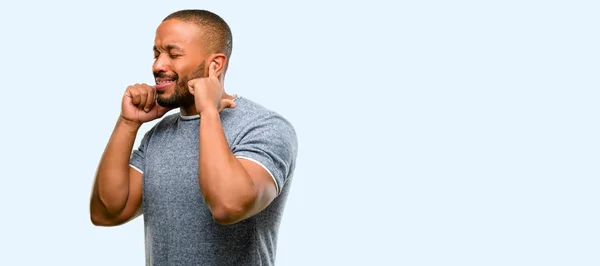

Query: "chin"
(156, 95), (179, 108)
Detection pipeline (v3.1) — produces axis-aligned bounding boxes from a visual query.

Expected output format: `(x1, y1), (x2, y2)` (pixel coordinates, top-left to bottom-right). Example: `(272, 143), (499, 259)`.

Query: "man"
(89, 9), (298, 266)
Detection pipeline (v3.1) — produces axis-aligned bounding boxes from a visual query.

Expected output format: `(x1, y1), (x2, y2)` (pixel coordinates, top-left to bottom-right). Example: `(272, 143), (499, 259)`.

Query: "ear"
(207, 53), (227, 81)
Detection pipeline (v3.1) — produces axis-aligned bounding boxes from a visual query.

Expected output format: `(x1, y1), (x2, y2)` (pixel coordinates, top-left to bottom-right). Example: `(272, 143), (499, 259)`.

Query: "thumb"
(220, 99), (237, 110)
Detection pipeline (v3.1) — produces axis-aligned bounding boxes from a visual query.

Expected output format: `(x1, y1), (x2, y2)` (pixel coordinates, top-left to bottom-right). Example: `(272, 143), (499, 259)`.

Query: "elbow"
(89, 200), (123, 227)
(211, 204), (248, 225)
(98, 192), (126, 217)
(90, 212), (116, 227)
(209, 197), (257, 225)
(90, 212), (125, 227)
(90, 212), (102, 226)
(90, 214), (107, 226)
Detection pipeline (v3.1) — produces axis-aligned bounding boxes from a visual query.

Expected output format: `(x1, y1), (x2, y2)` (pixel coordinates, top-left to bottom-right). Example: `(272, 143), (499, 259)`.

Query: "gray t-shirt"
(129, 96), (298, 266)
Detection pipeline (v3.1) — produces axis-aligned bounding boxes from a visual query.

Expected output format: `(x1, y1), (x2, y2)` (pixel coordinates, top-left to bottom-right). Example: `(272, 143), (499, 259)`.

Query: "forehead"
(154, 19), (204, 50)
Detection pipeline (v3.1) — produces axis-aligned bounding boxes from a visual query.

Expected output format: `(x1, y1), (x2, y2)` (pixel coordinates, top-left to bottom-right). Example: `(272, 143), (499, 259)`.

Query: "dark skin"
(90, 18), (278, 226)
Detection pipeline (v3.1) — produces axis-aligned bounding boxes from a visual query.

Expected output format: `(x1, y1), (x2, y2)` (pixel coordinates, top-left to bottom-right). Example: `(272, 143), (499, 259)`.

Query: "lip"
(155, 80), (175, 91)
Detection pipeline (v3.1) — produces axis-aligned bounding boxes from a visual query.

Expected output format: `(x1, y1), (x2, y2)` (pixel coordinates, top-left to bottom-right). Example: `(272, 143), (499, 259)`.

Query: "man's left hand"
(188, 61), (236, 113)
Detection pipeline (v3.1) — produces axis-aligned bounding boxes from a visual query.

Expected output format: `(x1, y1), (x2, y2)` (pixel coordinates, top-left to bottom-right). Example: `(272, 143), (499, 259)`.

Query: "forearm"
(93, 117), (141, 215)
(198, 110), (257, 223)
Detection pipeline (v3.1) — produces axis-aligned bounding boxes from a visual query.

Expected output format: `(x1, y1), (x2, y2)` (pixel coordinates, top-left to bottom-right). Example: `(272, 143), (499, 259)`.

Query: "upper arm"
(237, 158), (278, 211)
(105, 127), (153, 225)
(91, 127), (151, 226)
(91, 167), (143, 226)
(231, 114), (298, 209)
(118, 167), (144, 223)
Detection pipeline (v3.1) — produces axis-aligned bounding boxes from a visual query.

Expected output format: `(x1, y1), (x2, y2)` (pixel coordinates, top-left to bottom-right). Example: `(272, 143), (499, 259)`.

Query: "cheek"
(175, 68), (192, 83)
(177, 76), (191, 93)
(179, 60), (204, 77)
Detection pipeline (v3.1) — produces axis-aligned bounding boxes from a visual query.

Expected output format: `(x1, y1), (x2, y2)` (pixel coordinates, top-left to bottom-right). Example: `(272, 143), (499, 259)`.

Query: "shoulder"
(228, 96), (299, 185)
(228, 96), (297, 139)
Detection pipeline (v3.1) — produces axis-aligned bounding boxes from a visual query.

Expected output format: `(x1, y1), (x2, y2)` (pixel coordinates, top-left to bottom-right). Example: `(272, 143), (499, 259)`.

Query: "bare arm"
(198, 110), (278, 225)
(90, 83), (172, 226)
(89, 118), (143, 226)
(188, 59), (291, 225)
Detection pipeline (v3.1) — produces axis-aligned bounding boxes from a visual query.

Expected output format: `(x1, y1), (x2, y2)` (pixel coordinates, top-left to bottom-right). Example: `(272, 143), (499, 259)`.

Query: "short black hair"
(163, 9), (233, 61)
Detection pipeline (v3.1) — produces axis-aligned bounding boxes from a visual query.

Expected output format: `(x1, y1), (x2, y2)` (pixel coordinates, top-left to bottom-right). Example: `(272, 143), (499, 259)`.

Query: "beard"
(155, 61), (206, 108)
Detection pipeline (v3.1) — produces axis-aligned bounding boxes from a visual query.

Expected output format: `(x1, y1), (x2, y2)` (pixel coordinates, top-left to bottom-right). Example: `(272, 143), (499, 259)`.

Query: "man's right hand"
(121, 83), (173, 125)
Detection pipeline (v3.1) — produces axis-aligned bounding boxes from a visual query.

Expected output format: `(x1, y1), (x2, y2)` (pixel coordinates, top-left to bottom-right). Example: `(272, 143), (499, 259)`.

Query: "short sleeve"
(231, 114), (298, 195)
(129, 128), (154, 174)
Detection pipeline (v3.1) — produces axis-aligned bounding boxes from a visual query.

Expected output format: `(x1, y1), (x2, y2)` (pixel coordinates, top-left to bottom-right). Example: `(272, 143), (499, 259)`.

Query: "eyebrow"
(153, 44), (184, 52)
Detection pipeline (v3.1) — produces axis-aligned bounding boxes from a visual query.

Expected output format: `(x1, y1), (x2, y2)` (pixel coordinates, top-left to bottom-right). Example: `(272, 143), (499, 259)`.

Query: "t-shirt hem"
(130, 164), (143, 174)
(235, 156), (280, 195)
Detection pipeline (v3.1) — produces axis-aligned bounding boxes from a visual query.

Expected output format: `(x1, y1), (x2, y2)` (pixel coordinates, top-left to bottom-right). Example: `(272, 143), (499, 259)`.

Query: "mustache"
(153, 71), (178, 80)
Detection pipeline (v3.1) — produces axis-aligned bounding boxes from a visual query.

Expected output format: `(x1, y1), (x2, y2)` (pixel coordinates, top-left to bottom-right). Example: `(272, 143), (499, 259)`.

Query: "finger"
(220, 99), (237, 110)
(137, 86), (149, 111)
(124, 86), (133, 98)
(209, 61), (217, 79)
(187, 80), (195, 95)
(144, 86), (155, 112)
(130, 86), (141, 106)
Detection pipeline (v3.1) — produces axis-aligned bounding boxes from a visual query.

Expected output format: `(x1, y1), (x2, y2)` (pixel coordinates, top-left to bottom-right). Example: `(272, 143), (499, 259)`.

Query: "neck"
(179, 92), (235, 116)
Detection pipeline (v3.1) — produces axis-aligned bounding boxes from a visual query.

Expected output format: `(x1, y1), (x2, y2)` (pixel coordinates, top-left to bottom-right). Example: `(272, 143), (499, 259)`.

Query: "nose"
(152, 55), (170, 73)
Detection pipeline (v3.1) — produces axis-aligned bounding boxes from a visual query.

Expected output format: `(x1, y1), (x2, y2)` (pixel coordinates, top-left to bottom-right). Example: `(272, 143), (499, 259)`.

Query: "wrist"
(199, 108), (220, 117)
(118, 116), (142, 131)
